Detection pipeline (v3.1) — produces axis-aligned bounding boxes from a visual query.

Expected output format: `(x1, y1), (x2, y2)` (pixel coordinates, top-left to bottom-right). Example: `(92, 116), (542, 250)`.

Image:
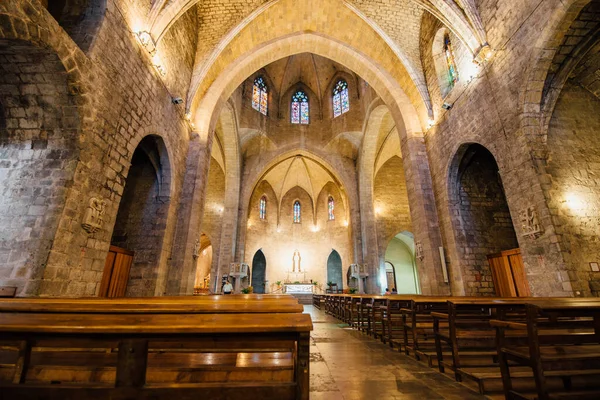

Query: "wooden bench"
(312, 294), (323, 310)
(431, 298), (533, 393)
(401, 297), (450, 366)
(0, 311), (312, 399)
(385, 296), (417, 351)
(0, 296), (303, 314)
(491, 301), (600, 400)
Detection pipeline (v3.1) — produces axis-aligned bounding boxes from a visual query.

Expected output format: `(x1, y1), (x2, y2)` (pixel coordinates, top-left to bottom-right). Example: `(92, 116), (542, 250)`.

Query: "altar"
(283, 283), (314, 294)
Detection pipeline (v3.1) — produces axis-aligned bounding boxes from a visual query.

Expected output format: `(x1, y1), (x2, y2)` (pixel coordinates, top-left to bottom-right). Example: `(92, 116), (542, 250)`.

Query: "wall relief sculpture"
(82, 197), (106, 234)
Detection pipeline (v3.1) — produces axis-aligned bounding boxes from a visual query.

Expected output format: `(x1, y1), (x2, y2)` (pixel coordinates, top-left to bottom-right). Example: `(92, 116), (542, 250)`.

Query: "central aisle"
(306, 305), (488, 400)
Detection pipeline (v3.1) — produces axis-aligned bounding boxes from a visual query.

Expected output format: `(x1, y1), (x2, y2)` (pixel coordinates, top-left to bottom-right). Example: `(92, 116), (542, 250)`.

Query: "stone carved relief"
(415, 241), (424, 261)
(520, 206), (543, 239)
(82, 197), (106, 234)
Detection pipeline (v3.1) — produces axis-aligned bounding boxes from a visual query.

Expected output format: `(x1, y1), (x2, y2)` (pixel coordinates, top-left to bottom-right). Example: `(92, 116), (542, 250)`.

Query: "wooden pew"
(0, 311), (312, 400)
(357, 296), (374, 332)
(491, 301), (600, 400)
(312, 294), (323, 310)
(0, 296), (302, 314)
(385, 296), (417, 351)
(431, 298), (530, 393)
(432, 298), (600, 395)
(401, 297), (450, 366)
(364, 296), (388, 338)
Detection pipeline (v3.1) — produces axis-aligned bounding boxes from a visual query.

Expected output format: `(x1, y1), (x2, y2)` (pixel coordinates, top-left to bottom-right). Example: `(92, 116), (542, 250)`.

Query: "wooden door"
(487, 248), (530, 297)
(99, 246), (134, 298)
(504, 249), (531, 297)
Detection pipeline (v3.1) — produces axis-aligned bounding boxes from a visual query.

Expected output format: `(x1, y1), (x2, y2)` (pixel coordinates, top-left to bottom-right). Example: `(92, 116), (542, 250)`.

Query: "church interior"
(1, 0), (600, 399)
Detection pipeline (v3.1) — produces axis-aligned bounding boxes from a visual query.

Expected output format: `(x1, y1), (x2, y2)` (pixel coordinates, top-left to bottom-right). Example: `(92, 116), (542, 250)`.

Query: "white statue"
(292, 249), (301, 272)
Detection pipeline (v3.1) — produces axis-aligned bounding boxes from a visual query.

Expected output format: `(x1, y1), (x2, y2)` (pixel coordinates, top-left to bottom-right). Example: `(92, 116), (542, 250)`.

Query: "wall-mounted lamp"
(427, 118), (435, 129)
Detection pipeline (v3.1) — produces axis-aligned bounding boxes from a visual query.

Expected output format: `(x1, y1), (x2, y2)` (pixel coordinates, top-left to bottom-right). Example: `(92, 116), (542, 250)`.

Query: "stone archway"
(109, 135), (172, 297)
(0, 38), (80, 296)
(326, 250), (343, 291)
(251, 250), (267, 294)
(448, 143), (519, 296)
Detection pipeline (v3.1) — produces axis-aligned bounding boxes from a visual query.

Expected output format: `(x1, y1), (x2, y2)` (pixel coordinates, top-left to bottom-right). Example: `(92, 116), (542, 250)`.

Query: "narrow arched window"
(333, 80), (349, 118)
(444, 34), (459, 88)
(328, 196), (335, 220)
(291, 91), (309, 124)
(252, 77), (268, 115)
(259, 196), (267, 220)
(293, 201), (301, 223)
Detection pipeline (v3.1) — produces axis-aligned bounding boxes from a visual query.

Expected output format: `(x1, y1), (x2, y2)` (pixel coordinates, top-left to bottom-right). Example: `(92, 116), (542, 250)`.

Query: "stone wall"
(373, 156), (413, 262)
(546, 82), (600, 296)
(0, 0), (193, 296)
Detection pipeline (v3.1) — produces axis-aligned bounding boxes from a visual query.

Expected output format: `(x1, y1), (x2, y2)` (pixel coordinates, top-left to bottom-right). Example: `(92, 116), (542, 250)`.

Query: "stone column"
(166, 132), (213, 295)
(401, 135), (451, 295)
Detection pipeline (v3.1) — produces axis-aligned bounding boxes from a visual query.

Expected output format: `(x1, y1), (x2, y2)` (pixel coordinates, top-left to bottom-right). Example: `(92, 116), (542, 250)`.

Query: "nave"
(307, 305), (486, 400)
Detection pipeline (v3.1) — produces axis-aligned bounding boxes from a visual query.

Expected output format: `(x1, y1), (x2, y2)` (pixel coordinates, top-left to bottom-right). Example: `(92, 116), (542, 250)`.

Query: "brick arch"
(0, 10), (90, 102)
(42, 0), (107, 53)
(244, 150), (352, 213)
(519, 0), (593, 150)
(149, 0), (487, 116)
(0, 36), (82, 296)
(187, 7), (427, 136)
(127, 133), (173, 200)
(235, 147), (359, 263)
(446, 142), (519, 296)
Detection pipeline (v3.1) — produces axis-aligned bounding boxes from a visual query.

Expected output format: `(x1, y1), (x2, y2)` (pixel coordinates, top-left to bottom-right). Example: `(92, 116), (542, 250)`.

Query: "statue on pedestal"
(292, 249), (301, 272)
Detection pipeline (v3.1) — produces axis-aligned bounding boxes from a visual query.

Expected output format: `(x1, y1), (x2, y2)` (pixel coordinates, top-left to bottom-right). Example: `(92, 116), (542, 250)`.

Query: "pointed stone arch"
(326, 250), (343, 291)
(251, 249), (267, 294)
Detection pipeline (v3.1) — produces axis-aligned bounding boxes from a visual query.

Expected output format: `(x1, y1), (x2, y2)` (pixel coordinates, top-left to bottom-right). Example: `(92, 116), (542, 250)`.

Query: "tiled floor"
(306, 305), (488, 400)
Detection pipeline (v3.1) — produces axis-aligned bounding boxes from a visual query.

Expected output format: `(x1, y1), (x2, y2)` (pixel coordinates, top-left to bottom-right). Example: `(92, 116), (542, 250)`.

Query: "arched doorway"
(251, 250), (267, 294)
(385, 232), (420, 294)
(326, 250), (343, 291)
(385, 262), (396, 291)
(103, 135), (171, 297)
(193, 234), (212, 291)
(449, 143), (519, 296)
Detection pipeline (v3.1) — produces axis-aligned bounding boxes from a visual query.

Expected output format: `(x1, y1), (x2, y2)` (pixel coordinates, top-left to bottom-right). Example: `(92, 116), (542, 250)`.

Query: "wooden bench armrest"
(430, 312), (448, 320)
(490, 319), (526, 330)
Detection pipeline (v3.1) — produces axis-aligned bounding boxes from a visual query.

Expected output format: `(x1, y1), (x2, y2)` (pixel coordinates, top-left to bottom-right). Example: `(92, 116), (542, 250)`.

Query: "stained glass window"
(293, 201), (301, 223)
(252, 77), (268, 115)
(328, 196), (335, 220)
(333, 80), (349, 118)
(291, 91), (309, 124)
(259, 196), (267, 220)
(444, 35), (459, 88)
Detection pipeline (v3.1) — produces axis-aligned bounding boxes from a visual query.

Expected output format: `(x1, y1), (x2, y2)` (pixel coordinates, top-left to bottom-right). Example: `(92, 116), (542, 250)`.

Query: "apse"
(244, 154), (351, 292)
